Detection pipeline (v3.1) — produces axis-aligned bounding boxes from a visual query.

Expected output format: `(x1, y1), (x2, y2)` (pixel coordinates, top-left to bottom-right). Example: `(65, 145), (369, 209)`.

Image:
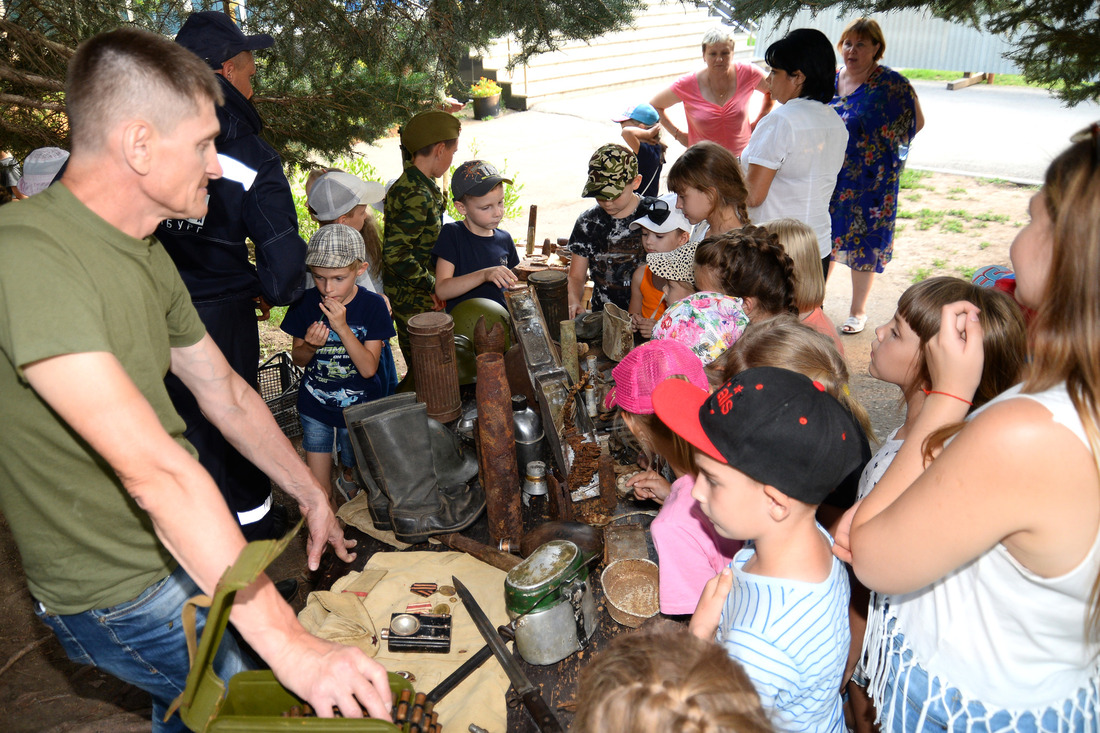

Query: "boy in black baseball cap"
(652, 366), (861, 732)
(431, 160), (519, 312)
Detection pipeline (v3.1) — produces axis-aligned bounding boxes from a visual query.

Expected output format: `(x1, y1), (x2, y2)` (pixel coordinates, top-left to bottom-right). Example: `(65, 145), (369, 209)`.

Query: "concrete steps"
(473, 0), (756, 109)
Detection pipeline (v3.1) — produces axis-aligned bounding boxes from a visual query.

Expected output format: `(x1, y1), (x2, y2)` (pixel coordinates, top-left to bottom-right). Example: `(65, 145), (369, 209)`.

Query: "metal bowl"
(600, 558), (660, 628)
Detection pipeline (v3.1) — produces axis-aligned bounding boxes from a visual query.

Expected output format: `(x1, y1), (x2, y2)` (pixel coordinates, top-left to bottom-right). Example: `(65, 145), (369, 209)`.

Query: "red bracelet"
(922, 388), (973, 406)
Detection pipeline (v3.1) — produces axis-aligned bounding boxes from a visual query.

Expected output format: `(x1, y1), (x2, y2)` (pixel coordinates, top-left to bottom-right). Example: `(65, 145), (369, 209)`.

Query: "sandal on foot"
(335, 475), (360, 502)
(841, 315), (868, 334)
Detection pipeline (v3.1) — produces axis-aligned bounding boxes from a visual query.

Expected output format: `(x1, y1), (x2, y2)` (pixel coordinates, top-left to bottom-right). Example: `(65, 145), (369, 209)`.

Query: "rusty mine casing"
(475, 352), (522, 544)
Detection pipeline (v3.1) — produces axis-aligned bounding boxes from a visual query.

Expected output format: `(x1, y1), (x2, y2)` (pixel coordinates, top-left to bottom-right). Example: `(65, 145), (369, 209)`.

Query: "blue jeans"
(879, 627), (1094, 732)
(299, 413), (355, 466)
(34, 566), (255, 733)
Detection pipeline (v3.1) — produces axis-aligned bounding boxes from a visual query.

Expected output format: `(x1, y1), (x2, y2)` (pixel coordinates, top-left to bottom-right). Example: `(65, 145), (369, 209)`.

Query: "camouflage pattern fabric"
(566, 196), (657, 311)
(582, 143), (639, 200)
(383, 163), (445, 364)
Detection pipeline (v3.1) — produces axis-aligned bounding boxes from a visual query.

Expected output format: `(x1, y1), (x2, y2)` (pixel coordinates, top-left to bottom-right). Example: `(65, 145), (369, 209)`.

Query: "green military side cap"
(400, 111), (461, 161)
(582, 143), (639, 200)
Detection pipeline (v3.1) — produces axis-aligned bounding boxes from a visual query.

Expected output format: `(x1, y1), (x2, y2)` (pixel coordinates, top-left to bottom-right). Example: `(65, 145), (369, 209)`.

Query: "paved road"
(531, 76), (1099, 184)
(907, 79), (1098, 184)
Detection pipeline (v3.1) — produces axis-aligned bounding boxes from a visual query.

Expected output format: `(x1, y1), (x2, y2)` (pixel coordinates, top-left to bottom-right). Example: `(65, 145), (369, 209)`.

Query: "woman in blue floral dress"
(829, 17), (924, 334)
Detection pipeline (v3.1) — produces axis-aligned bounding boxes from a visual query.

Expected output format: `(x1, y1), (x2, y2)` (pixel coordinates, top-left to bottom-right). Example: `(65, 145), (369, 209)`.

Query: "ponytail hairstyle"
(723, 316), (876, 443)
(694, 226), (797, 317)
(573, 619), (773, 733)
(666, 141), (750, 228)
(1016, 135), (1100, 642)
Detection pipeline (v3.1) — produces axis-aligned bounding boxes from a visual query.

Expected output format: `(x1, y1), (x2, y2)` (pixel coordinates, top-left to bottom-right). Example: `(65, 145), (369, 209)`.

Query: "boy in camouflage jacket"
(382, 110), (461, 375)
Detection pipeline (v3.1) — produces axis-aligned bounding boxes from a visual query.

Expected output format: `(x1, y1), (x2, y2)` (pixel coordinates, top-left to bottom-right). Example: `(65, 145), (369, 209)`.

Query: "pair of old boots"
(344, 394), (485, 544)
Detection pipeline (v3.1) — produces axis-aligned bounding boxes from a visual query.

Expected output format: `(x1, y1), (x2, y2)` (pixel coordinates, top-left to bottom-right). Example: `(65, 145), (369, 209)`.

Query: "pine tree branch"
(0, 93), (65, 111)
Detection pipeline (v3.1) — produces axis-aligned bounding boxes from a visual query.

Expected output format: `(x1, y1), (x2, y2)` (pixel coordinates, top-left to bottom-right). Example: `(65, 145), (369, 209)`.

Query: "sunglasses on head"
(645, 198), (671, 225)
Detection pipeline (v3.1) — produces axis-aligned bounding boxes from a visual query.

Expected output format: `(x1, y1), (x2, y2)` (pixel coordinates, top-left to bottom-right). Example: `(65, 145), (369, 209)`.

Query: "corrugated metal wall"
(753, 8), (1021, 74)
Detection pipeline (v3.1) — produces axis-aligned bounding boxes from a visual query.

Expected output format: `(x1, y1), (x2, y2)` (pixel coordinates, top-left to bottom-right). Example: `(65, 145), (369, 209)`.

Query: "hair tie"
(922, 388), (973, 406)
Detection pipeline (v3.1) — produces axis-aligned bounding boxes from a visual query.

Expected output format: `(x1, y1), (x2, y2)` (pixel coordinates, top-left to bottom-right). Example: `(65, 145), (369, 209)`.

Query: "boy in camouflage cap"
(382, 110), (461, 380)
(566, 143), (657, 316)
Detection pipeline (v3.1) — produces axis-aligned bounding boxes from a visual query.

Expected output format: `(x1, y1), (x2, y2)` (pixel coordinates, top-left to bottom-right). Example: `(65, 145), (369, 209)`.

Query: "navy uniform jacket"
(157, 75), (306, 306)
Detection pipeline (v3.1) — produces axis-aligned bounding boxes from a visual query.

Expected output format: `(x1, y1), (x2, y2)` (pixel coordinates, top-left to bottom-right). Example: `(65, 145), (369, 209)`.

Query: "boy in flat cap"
(281, 225), (395, 503)
(653, 366), (862, 733)
(566, 143), (657, 317)
(432, 159), (519, 312)
(382, 110), (461, 377)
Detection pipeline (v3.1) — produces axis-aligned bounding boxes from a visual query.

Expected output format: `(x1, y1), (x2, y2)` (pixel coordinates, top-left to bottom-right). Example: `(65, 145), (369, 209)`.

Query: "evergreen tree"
(1, 0), (643, 162)
(734, 0), (1100, 106)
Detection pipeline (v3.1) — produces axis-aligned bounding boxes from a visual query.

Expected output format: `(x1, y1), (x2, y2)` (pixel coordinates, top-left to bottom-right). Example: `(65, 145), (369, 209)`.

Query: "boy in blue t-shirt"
(653, 367), (863, 733)
(281, 224), (395, 502)
(613, 103), (665, 198)
(432, 160), (520, 312)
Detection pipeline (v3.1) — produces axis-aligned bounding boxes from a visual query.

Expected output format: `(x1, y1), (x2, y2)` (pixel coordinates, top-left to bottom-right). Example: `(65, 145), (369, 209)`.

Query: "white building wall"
(753, 8), (1022, 74)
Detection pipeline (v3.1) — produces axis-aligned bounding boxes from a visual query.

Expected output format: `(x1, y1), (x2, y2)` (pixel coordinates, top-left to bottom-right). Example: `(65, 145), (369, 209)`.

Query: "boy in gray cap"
(280, 225), (395, 502)
(432, 159), (520, 312)
(566, 143), (657, 316)
(382, 110), (461, 378)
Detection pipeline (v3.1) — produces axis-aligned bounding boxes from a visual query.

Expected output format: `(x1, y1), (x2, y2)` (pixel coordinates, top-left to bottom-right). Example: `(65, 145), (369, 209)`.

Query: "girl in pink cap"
(606, 339), (742, 616)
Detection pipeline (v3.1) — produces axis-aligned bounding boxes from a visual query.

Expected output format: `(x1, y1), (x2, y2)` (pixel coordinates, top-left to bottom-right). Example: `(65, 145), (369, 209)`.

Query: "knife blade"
(452, 576), (564, 732)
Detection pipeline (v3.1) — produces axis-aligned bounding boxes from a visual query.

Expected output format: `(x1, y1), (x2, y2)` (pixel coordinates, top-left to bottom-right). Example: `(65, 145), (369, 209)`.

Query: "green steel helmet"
(454, 334), (478, 385)
(450, 298), (511, 348)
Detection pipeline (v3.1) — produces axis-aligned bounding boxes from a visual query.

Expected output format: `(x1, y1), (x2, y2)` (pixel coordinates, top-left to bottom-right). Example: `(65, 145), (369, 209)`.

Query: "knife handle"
(522, 689), (563, 732)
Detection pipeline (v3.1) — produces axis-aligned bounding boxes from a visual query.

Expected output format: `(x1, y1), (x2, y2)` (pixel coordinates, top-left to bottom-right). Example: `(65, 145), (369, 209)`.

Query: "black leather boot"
(345, 394), (416, 531)
(358, 401), (485, 544)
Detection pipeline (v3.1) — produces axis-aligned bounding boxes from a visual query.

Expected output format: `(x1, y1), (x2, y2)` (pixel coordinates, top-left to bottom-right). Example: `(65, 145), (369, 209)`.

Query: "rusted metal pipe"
(436, 532), (522, 572)
(476, 353), (522, 544)
(598, 453), (618, 515)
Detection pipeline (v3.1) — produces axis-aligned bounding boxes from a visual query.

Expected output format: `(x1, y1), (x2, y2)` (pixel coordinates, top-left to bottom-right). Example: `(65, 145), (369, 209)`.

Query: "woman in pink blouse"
(650, 26), (772, 157)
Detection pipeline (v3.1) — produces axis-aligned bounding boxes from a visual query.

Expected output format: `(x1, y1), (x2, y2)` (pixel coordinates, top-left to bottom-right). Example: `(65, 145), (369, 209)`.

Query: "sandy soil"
(0, 170), (1032, 731)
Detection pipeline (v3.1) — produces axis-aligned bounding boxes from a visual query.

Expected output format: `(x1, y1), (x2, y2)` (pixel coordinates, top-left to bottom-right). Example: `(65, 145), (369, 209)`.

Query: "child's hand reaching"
(304, 320), (330, 349)
(483, 266), (519, 289)
(319, 297), (348, 333)
(689, 567), (732, 641)
(627, 470), (671, 504)
(631, 313), (657, 339)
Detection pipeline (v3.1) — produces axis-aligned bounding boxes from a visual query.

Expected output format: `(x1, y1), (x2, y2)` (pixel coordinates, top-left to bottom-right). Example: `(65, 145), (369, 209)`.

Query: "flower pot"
(472, 94), (501, 119)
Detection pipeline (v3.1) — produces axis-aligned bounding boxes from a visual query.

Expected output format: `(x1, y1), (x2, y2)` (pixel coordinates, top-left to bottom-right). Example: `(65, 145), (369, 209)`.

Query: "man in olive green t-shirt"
(0, 27), (392, 731)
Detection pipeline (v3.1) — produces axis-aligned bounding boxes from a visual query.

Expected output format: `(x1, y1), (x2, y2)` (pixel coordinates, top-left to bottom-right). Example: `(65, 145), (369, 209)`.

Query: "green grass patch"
(974, 212), (1009, 223)
(910, 267), (932, 283)
(899, 69), (1063, 92)
(979, 241), (991, 250)
(899, 168), (932, 190)
(956, 265), (977, 279)
(948, 187), (967, 194)
(932, 258), (947, 268)
(942, 220), (965, 234)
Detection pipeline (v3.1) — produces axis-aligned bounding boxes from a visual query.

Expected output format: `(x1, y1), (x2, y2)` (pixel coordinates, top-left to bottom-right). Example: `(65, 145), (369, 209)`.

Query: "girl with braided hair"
(573, 619), (774, 733)
(667, 141), (750, 242)
(694, 225), (798, 320)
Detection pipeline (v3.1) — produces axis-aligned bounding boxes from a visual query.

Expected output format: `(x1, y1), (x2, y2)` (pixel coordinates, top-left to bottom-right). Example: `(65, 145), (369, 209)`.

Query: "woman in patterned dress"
(829, 17), (924, 334)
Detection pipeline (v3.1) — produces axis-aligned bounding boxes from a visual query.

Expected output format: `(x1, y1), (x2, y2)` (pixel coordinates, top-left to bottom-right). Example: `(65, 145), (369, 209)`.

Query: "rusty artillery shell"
(476, 353), (522, 544)
(473, 315), (508, 355)
(560, 319), (579, 383)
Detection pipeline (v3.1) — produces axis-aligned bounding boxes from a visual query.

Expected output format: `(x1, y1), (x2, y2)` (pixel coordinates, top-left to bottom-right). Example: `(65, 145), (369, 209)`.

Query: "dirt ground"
(0, 170), (1032, 731)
